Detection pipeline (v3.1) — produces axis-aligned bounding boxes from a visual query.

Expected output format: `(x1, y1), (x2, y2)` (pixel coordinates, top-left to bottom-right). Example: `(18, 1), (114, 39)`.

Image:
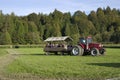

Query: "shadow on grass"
(14, 53), (69, 56)
(87, 63), (120, 68)
(15, 53), (46, 56)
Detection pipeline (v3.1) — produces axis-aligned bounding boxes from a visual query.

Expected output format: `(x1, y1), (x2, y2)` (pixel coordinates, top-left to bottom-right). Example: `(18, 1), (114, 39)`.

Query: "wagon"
(44, 36), (73, 55)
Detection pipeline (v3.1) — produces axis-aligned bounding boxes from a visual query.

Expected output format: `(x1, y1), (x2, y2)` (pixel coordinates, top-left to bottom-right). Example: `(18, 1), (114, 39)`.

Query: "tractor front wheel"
(99, 48), (105, 55)
(91, 48), (100, 56)
(71, 46), (84, 56)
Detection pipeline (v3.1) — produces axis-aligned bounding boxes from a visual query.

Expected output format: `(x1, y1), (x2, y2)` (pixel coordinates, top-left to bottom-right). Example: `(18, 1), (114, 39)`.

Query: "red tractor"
(71, 36), (105, 56)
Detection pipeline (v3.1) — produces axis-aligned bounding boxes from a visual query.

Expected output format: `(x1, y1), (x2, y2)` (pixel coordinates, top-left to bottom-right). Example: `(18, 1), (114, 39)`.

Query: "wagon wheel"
(54, 52), (58, 55)
(45, 52), (50, 55)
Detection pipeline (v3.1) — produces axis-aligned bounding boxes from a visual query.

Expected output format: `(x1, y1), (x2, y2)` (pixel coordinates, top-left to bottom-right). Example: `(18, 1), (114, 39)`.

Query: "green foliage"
(25, 32), (41, 44)
(64, 23), (71, 36)
(70, 24), (80, 44)
(0, 31), (12, 45)
(27, 13), (39, 26)
(12, 19), (26, 44)
(111, 31), (120, 43)
(0, 7), (120, 44)
(52, 23), (61, 37)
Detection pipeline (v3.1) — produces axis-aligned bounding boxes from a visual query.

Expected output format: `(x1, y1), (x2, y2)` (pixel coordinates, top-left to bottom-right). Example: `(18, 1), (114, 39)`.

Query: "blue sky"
(0, 0), (120, 16)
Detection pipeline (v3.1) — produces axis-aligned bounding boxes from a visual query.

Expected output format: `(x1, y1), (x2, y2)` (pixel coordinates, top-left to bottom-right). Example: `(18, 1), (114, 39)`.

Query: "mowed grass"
(5, 48), (120, 79)
(0, 49), (8, 57)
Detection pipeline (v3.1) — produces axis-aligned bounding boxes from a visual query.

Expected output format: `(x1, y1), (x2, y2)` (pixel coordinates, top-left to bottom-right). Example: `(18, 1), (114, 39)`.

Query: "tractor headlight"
(99, 44), (103, 47)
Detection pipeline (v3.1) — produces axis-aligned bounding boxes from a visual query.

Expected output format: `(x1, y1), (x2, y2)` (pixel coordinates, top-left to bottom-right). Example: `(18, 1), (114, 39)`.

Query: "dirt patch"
(0, 49), (44, 80)
(0, 49), (19, 80)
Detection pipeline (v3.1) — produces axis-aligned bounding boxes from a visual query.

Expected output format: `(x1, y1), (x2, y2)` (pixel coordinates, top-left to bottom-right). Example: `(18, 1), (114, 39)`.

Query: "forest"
(0, 6), (120, 45)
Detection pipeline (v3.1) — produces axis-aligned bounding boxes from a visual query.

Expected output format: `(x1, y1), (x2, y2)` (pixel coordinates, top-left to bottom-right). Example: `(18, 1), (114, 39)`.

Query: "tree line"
(0, 6), (120, 45)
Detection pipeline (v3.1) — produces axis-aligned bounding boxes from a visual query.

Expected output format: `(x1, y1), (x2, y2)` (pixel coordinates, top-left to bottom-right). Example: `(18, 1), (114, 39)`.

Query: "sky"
(0, 0), (120, 16)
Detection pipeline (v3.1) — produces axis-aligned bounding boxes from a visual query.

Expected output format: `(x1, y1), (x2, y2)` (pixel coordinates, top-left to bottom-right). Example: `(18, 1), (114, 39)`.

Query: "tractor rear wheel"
(71, 46), (84, 56)
(91, 48), (100, 56)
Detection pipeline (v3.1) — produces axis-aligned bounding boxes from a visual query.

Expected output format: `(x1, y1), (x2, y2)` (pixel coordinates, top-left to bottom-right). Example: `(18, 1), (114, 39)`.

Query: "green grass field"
(0, 49), (8, 56)
(0, 48), (120, 80)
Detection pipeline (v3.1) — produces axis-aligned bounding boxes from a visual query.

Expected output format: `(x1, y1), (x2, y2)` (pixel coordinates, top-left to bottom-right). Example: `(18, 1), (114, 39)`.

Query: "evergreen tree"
(0, 7), (120, 44)
(52, 23), (61, 37)
(43, 23), (52, 39)
(27, 13), (39, 26)
(12, 19), (25, 44)
(97, 7), (107, 32)
(88, 11), (100, 31)
(64, 23), (71, 36)
(111, 31), (120, 43)
(25, 32), (41, 44)
(38, 22), (44, 40)
(70, 24), (80, 44)
(28, 21), (38, 32)
(26, 21), (40, 44)
(0, 31), (12, 45)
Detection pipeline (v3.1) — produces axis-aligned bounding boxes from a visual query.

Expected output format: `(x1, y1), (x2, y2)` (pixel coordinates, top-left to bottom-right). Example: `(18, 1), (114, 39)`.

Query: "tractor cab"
(79, 37), (92, 50)
(79, 37), (92, 44)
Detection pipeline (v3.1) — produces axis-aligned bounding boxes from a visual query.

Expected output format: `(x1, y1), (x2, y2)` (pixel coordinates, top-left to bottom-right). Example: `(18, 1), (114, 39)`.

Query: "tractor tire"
(71, 45), (84, 56)
(91, 48), (100, 56)
(99, 48), (105, 55)
(54, 52), (58, 55)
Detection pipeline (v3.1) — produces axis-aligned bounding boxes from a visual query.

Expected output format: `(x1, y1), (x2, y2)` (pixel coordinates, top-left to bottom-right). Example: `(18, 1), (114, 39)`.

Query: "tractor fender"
(78, 44), (85, 49)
